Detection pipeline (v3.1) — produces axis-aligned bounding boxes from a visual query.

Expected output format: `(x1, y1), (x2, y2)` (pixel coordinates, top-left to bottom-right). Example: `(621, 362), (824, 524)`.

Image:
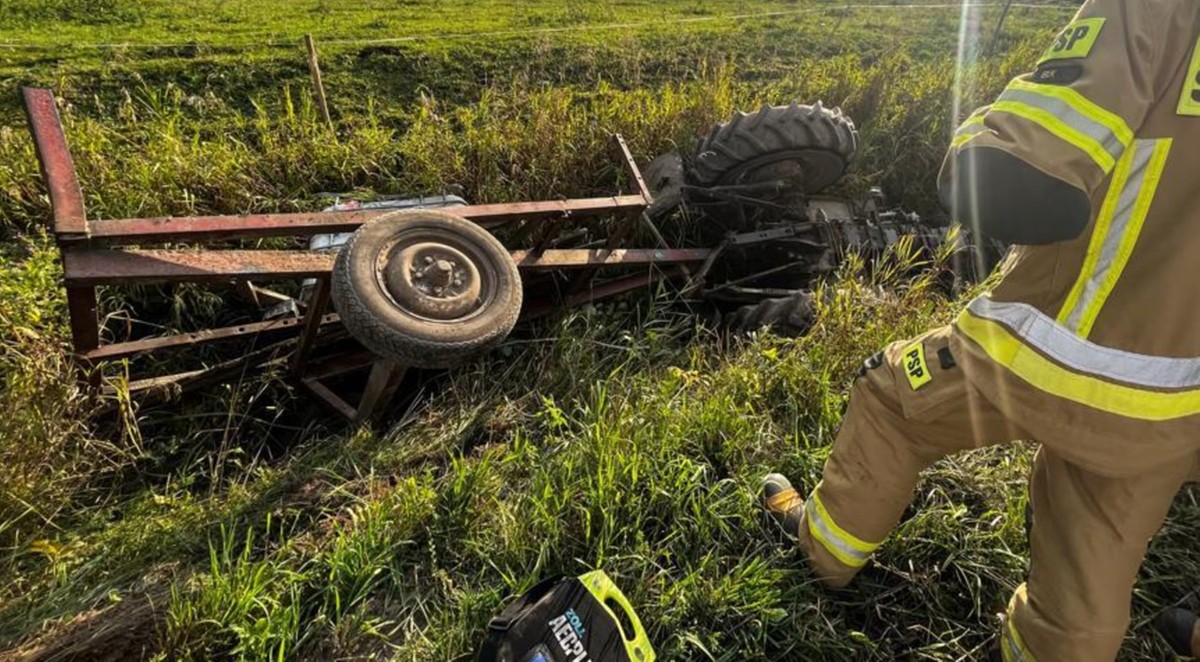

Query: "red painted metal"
(65, 250), (336, 285)
(300, 378), (359, 421)
(79, 196), (649, 245)
(22, 86), (692, 422)
(354, 360), (407, 425)
(292, 278), (330, 374)
(65, 286), (100, 352)
(302, 350), (378, 381)
(83, 314), (341, 361)
(522, 268), (680, 320)
(614, 134), (653, 204)
(22, 88), (87, 237)
(64, 248), (712, 285)
(513, 248), (708, 269)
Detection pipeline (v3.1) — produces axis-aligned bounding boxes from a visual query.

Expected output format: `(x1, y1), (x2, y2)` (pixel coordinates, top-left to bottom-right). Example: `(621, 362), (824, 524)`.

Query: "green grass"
(2, 0), (1198, 659)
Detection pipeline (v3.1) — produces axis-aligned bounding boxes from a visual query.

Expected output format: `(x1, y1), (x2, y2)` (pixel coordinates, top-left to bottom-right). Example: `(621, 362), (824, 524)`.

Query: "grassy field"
(3, 0), (1199, 660)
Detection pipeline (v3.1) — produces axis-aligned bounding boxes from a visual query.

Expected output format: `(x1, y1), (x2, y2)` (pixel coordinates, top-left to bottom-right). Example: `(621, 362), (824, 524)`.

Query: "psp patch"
(1178, 35), (1200, 117)
(1038, 17), (1105, 65)
(902, 342), (932, 391)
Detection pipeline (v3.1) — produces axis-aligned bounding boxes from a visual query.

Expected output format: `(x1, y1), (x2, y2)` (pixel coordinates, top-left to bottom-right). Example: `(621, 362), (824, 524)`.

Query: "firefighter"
(760, 1), (1200, 659)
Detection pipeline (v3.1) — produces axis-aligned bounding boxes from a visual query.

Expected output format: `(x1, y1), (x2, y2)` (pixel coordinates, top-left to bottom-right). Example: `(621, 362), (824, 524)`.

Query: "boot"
(1156, 607), (1199, 658)
(760, 473), (805, 542)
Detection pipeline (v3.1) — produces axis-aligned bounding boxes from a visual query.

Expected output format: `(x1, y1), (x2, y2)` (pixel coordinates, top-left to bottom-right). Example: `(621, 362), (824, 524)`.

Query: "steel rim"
(373, 228), (499, 323)
(718, 149), (847, 193)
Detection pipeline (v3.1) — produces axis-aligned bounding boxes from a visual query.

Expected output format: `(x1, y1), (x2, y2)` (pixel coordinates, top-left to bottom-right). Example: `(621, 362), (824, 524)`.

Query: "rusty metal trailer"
(22, 87), (712, 424)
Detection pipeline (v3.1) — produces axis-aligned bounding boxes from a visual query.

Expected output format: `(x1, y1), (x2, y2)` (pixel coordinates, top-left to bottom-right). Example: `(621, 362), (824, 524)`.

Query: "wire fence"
(0, 1), (1075, 51)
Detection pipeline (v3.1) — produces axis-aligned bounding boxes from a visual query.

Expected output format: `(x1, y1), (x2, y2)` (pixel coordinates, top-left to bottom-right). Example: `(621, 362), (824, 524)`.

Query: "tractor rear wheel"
(330, 210), (522, 368)
(690, 101), (857, 194)
(725, 291), (816, 338)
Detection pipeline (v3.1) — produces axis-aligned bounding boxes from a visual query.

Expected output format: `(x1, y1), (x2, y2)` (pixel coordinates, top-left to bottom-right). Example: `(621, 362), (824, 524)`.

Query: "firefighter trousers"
(794, 326), (1200, 662)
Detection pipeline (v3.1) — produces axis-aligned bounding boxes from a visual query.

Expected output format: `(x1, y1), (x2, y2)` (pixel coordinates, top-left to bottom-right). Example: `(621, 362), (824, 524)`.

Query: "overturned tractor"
(24, 87), (994, 423)
(644, 101), (1002, 336)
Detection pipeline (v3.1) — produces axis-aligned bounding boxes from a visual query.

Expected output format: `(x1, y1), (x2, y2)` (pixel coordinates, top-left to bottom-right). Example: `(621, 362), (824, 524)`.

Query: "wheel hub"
(383, 241), (485, 321)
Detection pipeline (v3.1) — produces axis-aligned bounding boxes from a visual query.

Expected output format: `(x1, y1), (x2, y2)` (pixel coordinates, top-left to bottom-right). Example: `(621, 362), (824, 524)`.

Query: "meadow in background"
(2, 1), (1196, 659)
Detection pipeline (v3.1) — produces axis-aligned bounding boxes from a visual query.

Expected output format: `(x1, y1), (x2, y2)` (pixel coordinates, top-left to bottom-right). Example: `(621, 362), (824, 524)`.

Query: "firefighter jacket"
(941, 0), (1200, 477)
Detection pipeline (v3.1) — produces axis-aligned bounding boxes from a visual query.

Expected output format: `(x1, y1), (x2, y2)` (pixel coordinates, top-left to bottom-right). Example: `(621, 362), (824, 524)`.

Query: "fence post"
(986, 0), (1015, 56)
(303, 34), (334, 130)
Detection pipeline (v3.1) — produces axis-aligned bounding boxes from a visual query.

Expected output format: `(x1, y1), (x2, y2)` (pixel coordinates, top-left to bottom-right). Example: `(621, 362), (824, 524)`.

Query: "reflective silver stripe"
(1003, 622), (1026, 662)
(955, 121), (988, 139)
(804, 497), (871, 566)
(996, 87), (1125, 162)
(955, 107), (988, 133)
(1061, 140), (1156, 331)
(967, 298), (1200, 389)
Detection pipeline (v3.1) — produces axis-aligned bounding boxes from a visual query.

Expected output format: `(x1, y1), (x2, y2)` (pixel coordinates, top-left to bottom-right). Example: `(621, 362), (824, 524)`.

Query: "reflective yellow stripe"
(1070, 139), (1171, 337)
(805, 486), (879, 568)
(1003, 586), (1038, 662)
(958, 111), (987, 130)
(989, 99), (1117, 172)
(1056, 144), (1136, 328)
(951, 107), (993, 150)
(951, 125), (989, 150)
(1006, 79), (1132, 147)
(956, 309), (1200, 421)
(1003, 617), (1037, 662)
(990, 79), (1133, 173)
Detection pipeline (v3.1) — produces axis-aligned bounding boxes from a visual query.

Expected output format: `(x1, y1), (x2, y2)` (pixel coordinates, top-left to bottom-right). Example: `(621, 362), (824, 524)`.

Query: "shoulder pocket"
(885, 326), (964, 422)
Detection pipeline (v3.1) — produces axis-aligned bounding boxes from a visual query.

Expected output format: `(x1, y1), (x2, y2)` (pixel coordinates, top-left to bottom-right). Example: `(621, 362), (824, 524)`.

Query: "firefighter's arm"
(939, 0), (1191, 244)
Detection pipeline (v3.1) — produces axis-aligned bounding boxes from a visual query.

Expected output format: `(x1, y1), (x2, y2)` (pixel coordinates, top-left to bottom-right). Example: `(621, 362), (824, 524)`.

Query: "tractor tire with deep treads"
(331, 210), (522, 368)
(726, 291), (816, 338)
(690, 101), (857, 193)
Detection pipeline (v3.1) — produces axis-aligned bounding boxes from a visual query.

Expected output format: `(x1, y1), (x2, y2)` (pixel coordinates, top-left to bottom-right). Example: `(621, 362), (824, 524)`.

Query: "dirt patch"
(0, 587), (168, 662)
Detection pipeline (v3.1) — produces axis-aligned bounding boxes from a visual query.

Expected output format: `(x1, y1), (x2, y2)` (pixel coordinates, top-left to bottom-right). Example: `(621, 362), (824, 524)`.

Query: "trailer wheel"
(331, 210), (522, 368)
(690, 101), (857, 194)
(726, 291), (816, 338)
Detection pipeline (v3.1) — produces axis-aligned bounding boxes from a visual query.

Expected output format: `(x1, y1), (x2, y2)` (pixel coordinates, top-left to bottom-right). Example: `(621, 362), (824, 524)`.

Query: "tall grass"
(0, 43), (1039, 239)
(151, 245), (1024, 660)
(1, 12), (1194, 661)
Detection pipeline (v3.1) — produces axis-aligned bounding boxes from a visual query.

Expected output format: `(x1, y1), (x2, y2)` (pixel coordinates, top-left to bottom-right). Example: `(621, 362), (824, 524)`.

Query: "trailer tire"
(331, 210), (522, 368)
(690, 102), (857, 194)
(726, 291), (815, 338)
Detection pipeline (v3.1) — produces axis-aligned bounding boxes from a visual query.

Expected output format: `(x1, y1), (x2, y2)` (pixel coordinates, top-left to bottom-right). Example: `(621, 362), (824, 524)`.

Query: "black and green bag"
(476, 571), (654, 662)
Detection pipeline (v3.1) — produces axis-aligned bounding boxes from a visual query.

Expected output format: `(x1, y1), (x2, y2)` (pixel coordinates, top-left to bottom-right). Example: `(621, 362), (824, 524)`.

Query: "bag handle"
(488, 575), (565, 632)
(579, 571), (655, 662)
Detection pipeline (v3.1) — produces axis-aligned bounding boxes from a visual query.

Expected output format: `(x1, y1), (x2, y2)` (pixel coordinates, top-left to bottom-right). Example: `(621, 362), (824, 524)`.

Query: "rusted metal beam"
(83, 314), (340, 361)
(23, 88), (88, 238)
(613, 134), (653, 205)
(522, 268), (681, 320)
(300, 376), (355, 419)
(301, 377), (359, 421)
(291, 278), (330, 374)
(106, 348), (290, 400)
(64, 248), (711, 285)
(566, 208), (643, 292)
(65, 249), (336, 285)
(301, 349), (378, 382)
(79, 196), (649, 245)
(512, 247), (709, 270)
(65, 285), (100, 352)
(354, 359), (407, 425)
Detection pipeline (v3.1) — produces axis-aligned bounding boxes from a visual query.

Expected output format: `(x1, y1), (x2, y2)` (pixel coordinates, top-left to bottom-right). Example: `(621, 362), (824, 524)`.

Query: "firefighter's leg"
(1154, 453), (1200, 659)
(1156, 608), (1200, 658)
(1002, 449), (1197, 661)
(764, 326), (1028, 587)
